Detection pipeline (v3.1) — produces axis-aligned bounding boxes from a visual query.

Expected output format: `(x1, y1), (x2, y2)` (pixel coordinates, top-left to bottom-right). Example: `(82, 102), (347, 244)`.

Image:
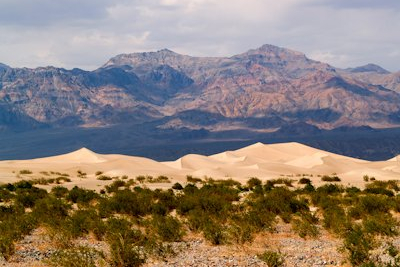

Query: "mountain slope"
(1, 44), (400, 132)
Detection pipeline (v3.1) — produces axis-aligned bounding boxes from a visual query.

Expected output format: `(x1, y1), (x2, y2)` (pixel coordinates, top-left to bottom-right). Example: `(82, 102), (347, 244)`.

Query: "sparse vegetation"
(19, 169), (33, 175)
(321, 174), (341, 182)
(1, 174), (400, 266)
(258, 250), (285, 267)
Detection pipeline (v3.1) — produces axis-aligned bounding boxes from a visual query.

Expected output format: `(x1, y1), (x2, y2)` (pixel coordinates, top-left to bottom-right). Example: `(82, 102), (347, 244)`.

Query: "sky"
(0, 0), (399, 71)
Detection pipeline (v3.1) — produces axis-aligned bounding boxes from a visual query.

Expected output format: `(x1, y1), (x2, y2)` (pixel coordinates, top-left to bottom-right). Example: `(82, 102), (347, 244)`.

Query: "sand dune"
(1, 142), (400, 189)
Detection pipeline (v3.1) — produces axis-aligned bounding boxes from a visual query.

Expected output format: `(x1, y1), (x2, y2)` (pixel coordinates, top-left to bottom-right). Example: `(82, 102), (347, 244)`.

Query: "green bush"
(105, 180), (126, 193)
(51, 186), (69, 198)
(101, 189), (153, 217)
(342, 225), (374, 266)
(321, 175), (341, 182)
(66, 186), (98, 204)
(203, 220), (227, 245)
(97, 175), (112, 181)
(15, 187), (48, 208)
(257, 250), (285, 267)
(0, 235), (15, 261)
(362, 214), (398, 236)
(33, 196), (71, 225)
(298, 178), (311, 184)
(349, 195), (391, 219)
(247, 177), (262, 189)
(315, 183), (344, 195)
(106, 218), (147, 267)
(172, 182), (183, 190)
(150, 215), (185, 242)
(322, 205), (349, 236)
(227, 219), (255, 244)
(19, 169), (32, 175)
(242, 210), (276, 232)
(186, 175), (202, 184)
(291, 212), (319, 239)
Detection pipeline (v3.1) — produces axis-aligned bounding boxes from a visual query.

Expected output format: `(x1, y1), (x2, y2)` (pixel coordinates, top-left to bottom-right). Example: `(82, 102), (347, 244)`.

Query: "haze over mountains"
(1, 44), (400, 160)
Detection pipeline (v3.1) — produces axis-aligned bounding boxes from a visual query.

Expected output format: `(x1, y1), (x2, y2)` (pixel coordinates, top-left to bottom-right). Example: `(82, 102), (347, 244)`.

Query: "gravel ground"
(0, 222), (352, 267)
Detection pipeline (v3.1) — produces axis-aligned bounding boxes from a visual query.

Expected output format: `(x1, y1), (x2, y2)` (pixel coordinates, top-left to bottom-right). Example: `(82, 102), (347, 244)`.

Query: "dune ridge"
(1, 142), (400, 188)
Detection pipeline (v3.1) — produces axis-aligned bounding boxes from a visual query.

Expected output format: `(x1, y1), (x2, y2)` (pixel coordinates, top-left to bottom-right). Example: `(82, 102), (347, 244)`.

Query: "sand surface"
(1, 142), (400, 189)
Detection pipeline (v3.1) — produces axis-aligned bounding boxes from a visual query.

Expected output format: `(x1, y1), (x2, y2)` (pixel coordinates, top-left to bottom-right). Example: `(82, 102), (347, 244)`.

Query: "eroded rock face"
(1, 44), (400, 131)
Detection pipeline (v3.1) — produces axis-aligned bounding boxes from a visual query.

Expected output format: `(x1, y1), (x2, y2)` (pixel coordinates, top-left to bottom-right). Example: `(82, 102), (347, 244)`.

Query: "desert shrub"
(106, 218), (147, 267)
(183, 183), (198, 195)
(247, 177), (262, 189)
(242, 210), (276, 232)
(19, 169), (32, 175)
(302, 183), (316, 193)
(51, 186), (69, 198)
(227, 216), (255, 244)
(56, 177), (72, 183)
(66, 186), (98, 204)
(151, 175), (171, 183)
(136, 175), (146, 183)
(345, 187), (362, 196)
(150, 215), (185, 242)
(315, 183), (344, 195)
(33, 196), (71, 225)
(364, 187), (394, 197)
(15, 187), (48, 208)
(153, 189), (177, 212)
(322, 204), (349, 236)
(267, 178), (294, 187)
(0, 189), (13, 202)
(0, 205), (22, 221)
(186, 210), (209, 232)
(349, 195), (391, 219)
(321, 175), (341, 182)
(366, 180), (400, 192)
(204, 178), (241, 188)
(172, 182), (183, 190)
(46, 246), (104, 267)
(250, 187), (308, 222)
(257, 250), (285, 267)
(362, 213), (398, 236)
(0, 213), (37, 260)
(203, 220), (228, 245)
(105, 180), (126, 193)
(343, 225), (374, 266)
(298, 178), (311, 184)
(177, 183), (239, 217)
(102, 189), (153, 217)
(97, 175), (112, 181)
(0, 235), (15, 261)
(77, 170), (87, 178)
(65, 209), (101, 238)
(291, 212), (319, 238)
(13, 180), (33, 189)
(95, 171), (103, 176)
(186, 175), (202, 184)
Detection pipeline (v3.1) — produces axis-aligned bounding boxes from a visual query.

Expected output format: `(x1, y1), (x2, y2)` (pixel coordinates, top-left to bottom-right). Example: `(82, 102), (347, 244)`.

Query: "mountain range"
(1, 44), (400, 160)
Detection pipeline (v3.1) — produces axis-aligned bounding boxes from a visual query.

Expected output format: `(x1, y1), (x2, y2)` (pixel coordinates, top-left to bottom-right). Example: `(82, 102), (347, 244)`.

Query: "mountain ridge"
(1, 44), (400, 134)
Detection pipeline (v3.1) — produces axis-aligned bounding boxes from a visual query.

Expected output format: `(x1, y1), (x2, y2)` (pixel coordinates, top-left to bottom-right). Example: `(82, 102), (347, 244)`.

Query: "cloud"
(0, 0), (399, 71)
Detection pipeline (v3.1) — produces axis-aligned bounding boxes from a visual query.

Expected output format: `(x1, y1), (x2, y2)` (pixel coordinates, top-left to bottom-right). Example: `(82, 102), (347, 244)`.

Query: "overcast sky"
(0, 0), (399, 71)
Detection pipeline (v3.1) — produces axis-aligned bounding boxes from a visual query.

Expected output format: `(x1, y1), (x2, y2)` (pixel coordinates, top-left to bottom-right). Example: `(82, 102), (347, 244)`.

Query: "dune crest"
(2, 142), (400, 188)
(31, 147), (108, 163)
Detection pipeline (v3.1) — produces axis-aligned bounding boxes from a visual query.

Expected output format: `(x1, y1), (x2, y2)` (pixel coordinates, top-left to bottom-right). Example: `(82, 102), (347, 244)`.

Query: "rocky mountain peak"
(0, 63), (10, 69)
(234, 44), (306, 60)
(347, 63), (390, 74)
